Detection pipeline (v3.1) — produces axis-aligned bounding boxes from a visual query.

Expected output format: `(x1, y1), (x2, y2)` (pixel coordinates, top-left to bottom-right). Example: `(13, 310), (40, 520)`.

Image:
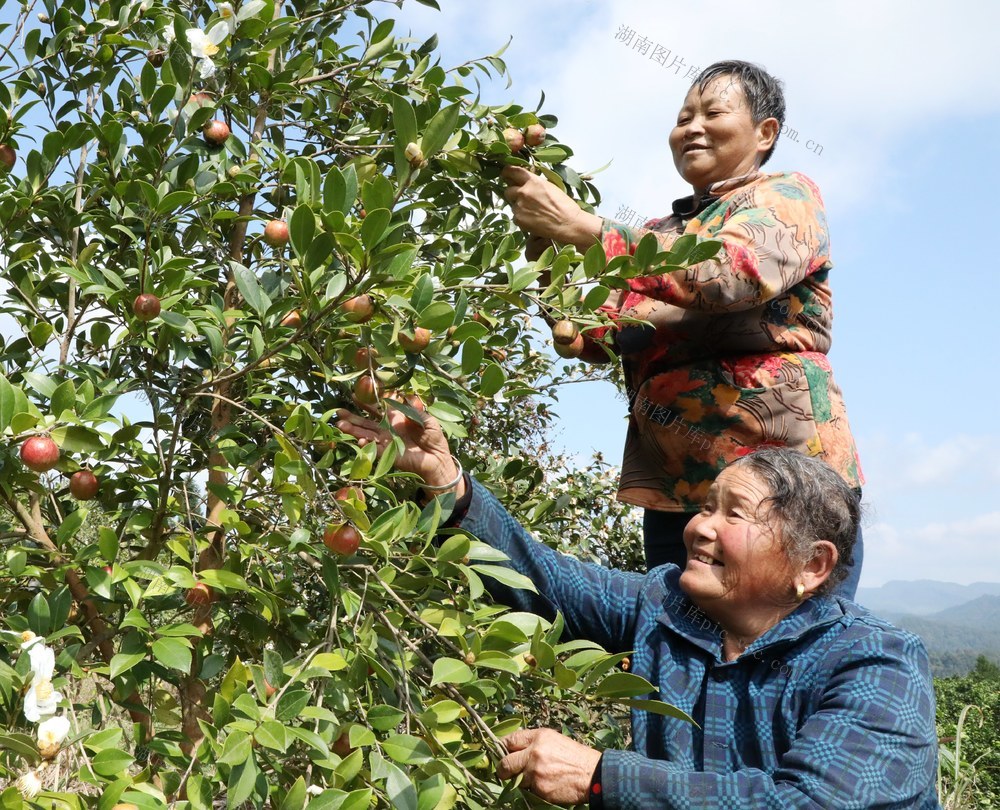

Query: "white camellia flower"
(0, 629), (46, 650)
(16, 770), (42, 799)
(216, 0), (265, 37)
(186, 23), (229, 78)
(37, 715), (71, 759)
(24, 643), (63, 723)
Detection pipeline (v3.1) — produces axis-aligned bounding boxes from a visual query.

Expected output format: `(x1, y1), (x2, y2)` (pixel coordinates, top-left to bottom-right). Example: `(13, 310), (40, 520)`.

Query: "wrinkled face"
(679, 465), (793, 626)
(668, 75), (771, 193)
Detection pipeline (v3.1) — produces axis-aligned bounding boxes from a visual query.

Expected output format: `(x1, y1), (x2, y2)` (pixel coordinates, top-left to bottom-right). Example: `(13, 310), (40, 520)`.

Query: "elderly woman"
(336, 404), (939, 808)
(502, 60), (865, 594)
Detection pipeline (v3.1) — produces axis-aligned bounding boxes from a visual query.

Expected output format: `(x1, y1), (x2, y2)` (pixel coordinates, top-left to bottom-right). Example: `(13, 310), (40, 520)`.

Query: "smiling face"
(669, 75), (777, 194)
(679, 465), (795, 635)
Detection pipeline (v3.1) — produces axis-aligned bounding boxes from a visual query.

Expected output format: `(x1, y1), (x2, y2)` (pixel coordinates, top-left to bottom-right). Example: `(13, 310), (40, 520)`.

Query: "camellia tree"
(0, 0), (716, 805)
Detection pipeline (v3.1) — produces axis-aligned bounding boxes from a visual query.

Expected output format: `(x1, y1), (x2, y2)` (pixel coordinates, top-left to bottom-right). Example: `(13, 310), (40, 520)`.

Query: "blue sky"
(388, 0), (1000, 587)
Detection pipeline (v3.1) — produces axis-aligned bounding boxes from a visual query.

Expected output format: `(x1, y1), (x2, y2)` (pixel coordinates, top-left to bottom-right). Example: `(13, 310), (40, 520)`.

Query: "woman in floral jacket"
(502, 60), (864, 594)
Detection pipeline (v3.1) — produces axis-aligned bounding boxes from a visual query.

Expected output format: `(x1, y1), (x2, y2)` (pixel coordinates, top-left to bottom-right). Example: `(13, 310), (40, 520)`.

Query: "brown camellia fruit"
(332, 731), (353, 757)
(20, 436), (59, 472)
(280, 310), (302, 328)
(323, 523), (361, 555)
(525, 123), (547, 147)
(69, 469), (100, 500)
(553, 333), (585, 359)
(263, 219), (289, 247)
(340, 294), (374, 323)
(185, 582), (215, 607)
(351, 346), (378, 370)
(398, 327), (431, 354)
(0, 144), (15, 172)
(146, 49), (165, 67)
(551, 319), (579, 345)
(352, 375), (382, 407)
(503, 127), (525, 152)
(202, 119), (231, 146)
(133, 293), (161, 321)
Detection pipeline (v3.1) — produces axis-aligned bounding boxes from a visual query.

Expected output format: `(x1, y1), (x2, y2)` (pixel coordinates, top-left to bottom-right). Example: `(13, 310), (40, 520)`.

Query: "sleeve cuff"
(589, 753), (605, 809)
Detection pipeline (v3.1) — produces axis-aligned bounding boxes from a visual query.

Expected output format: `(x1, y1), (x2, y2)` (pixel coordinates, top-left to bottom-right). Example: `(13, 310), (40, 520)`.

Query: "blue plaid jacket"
(457, 478), (940, 809)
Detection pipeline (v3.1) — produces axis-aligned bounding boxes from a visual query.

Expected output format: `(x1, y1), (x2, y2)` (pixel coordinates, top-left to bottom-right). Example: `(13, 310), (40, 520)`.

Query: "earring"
(795, 583), (805, 600)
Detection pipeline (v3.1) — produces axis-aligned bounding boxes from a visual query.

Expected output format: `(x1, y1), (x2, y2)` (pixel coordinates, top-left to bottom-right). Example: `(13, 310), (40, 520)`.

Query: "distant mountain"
(855, 580), (1000, 619)
(866, 592), (1000, 677)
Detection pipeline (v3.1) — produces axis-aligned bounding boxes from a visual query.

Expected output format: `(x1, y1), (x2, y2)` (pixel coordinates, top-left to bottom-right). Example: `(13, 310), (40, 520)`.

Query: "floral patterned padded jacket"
(591, 171), (864, 512)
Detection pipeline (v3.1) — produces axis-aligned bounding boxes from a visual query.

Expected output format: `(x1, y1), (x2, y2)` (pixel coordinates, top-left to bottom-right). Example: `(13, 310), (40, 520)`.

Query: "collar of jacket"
(671, 170), (763, 219)
(655, 567), (850, 663)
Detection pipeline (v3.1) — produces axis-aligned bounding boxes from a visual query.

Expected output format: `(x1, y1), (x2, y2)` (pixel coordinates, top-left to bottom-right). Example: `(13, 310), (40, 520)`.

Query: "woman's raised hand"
(501, 166), (603, 254)
(335, 396), (463, 494)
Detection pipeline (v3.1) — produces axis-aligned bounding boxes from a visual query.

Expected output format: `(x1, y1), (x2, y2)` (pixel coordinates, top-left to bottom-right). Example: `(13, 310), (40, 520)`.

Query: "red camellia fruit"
(351, 346), (378, 370)
(133, 293), (161, 321)
(398, 327), (431, 354)
(185, 582), (216, 607)
(340, 294), (374, 323)
(525, 123), (547, 147)
(188, 91), (214, 108)
(202, 119), (231, 146)
(0, 144), (15, 172)
(263, 219), (289, 247)
(352, 375), (382, 407)
(69, 469), (100, 500)
(551, 319), (579, 345)
(280, 310), (303, 328)
(323, 523), (361, 555)
(553, 333), (585, 359)
(20, 436), (59, 472)
(503, 127), (525, 152)
(335, 485), (365, 503)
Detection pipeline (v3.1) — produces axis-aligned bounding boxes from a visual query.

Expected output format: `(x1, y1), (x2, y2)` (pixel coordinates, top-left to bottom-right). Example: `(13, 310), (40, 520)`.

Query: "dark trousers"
(643, 505), (864, 601)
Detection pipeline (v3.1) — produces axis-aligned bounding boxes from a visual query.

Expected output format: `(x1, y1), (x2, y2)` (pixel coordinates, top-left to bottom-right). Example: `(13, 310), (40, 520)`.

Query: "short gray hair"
(693, 60), (786, 166)
(730, 447), (859, 595)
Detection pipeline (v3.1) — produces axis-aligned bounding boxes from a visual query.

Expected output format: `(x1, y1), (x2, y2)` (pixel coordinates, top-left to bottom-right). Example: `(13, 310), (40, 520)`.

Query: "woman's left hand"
(335, 396), (462, 494)
(497, 728), (602, 805)
(502, 166), (603, 253)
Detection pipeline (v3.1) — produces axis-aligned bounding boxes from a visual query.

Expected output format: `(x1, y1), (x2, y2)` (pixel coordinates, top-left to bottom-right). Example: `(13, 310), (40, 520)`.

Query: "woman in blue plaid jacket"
(338, 403), (939, 809)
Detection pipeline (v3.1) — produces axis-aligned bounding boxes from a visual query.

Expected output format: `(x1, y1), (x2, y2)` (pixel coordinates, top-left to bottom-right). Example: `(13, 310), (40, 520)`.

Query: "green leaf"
(56, 508), (87, 544)
(108, 652), (144, 680)
(367, 704), (406, 732)
(436, 534), (470, 563)
(290, 204), (316, 260)
(360, 207), (391, 250)
(624, 699), (698, 725)
(151, 637), (192, 672)
(410, 273), (434, 312)
(417, 301), (455, 331)
(382, 733), (434, 765)
(633, 232), (659, 269)
(92, 748), (135, 778)
(420, 104), (461, 158)
(233, 263), (271, 317)
(255, 721), (289, 752)
(384, 762), (418, 810)
(686, 238), (723, 264)
(595, 671), (657, 699)
(392, 95), (418, 155)
(0, 733), (40, 765)
(21, 372), (57, 398)
(279, 777), (307, 810)
(470, 563), (537, 593)
(460, 338), (483, 375)
(478, 363), (505, 397)
(50, 379), (76, 418)
(584, 285), (611, 311)
(50, 425), (104, 453)
(227, 753), (259, 808)
(276, 687), (311, 721)
(430, 657), (473, 686)
(0, 375), (27, 431)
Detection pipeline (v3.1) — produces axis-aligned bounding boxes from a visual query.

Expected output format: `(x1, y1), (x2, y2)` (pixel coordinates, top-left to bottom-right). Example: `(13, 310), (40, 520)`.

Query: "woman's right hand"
(335, 396), (464, 496)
